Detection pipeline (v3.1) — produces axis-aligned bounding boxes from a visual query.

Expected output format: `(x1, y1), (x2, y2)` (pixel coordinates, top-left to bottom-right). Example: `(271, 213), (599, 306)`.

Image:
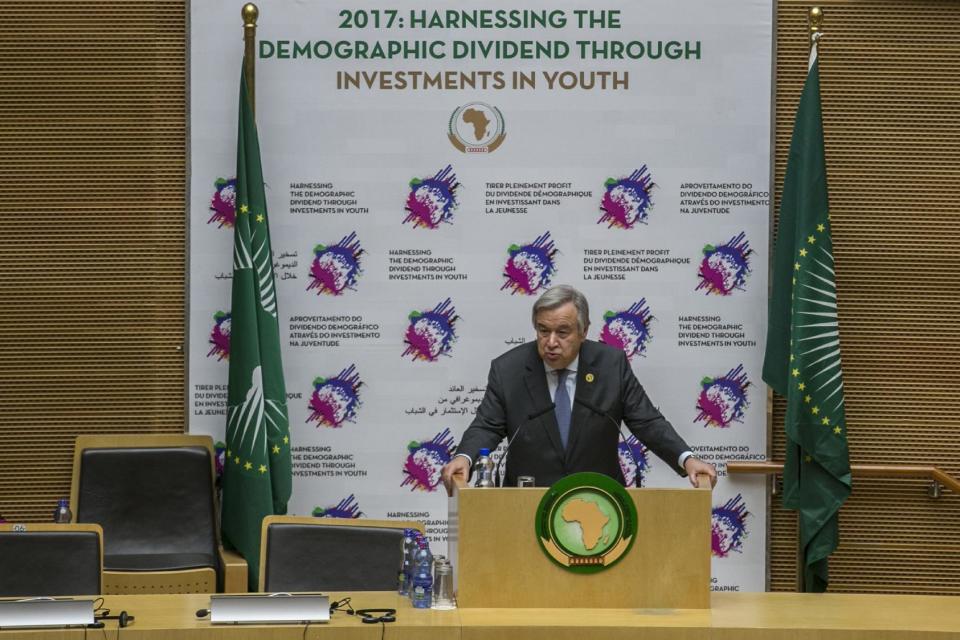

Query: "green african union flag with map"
(221, 69), (292, 590)
(762, 41), (851, 593)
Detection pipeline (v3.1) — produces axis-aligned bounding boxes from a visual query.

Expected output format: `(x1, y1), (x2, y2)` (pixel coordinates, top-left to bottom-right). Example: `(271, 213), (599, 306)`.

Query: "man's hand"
(441, 456), (472, 496)
(684, 457), (718, 488)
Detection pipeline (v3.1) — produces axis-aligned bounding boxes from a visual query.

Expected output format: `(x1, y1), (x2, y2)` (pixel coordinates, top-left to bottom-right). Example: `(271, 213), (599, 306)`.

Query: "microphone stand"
(575, 397), (642, 488)
(495, 403), (555, 487)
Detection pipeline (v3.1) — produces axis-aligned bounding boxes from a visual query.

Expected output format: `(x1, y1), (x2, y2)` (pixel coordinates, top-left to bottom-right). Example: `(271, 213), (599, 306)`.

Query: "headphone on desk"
(355, 608), (396, 624)
(97, 610), (134, 628)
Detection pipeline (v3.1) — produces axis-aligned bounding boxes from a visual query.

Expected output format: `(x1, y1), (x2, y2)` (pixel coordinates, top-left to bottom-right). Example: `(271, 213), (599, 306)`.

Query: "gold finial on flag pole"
(242, 3), (259, 116)
(808, 7), (823, 44)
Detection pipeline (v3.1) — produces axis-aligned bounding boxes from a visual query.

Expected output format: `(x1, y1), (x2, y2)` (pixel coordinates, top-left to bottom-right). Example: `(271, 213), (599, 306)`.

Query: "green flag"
(762, 40), (851, 593)
(221, 69), (292, 590)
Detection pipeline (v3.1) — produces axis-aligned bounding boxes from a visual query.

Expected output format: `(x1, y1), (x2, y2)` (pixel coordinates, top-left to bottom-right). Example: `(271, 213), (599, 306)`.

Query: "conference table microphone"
(574, 397), (643, 488)
(495, 403), (555, 487)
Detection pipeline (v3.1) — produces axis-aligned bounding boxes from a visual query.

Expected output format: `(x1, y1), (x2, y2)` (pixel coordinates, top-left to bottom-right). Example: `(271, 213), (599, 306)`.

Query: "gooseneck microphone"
(574, 397), (642, 488)
(496, 403), (555, 487)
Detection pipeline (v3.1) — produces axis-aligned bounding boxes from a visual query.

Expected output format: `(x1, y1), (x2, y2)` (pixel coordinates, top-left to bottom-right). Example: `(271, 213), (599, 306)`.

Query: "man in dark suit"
(441, 285), (717, 493)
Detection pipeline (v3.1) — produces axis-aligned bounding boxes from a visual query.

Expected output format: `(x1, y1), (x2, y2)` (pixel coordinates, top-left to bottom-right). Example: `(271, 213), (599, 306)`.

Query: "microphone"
(496, 403), (555, 487)
(574, 397), (642, 488)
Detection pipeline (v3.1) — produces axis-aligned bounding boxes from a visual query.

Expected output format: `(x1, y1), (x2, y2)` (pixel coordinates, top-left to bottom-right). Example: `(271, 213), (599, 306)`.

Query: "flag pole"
(808, 6), (823, 45)
(242, 3), (259, 117)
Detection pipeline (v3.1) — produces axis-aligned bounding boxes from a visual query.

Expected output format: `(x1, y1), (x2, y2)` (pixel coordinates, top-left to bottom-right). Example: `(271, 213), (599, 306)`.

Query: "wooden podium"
(449, 485), (711, 609)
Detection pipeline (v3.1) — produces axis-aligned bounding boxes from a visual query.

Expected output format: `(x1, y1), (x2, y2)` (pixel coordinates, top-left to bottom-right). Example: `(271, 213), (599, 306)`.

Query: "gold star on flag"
(799, 248), (808, 257)
(259, 464), (268, 474)
(807, 235), (816, 244)
(256, 214), (264, 223)
(804, 455), (812, 463)
(240, 204), (249, 214)
(833, 426), (842, 435)
(272, 445), (280, 454)
(817, 223), (825, 232)
(794, 262), (801, 271)
(822, 417), (830, 426)
(234, 456), (240, 464)
(227, 449), (232, 458)
(804, 395), (812, 403)
(792, 368), (800, 377)
(244, 461), (253, 471)
(811, 406), (819, 415)
(283, 435), (289, 444)
(790, 354), (795, 362)
(792, 277), (796, 285)
(798, 382), (805, 390)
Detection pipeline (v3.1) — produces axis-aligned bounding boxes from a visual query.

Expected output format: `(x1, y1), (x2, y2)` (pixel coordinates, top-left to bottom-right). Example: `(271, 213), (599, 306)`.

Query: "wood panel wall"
(0, 3), (186, 522)
(770, 0), (960, 594)
(0, 0), (957, 594)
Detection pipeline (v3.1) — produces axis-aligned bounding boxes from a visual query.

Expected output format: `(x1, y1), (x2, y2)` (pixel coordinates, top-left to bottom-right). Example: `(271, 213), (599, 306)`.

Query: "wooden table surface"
(5, 591), (959, 639)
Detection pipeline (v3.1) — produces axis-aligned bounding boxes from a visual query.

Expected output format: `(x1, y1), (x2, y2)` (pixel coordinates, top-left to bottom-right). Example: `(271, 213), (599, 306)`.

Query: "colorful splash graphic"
(312, 494), (363, 518)
(307, 231), (363, 295)
(501, 232), (558, 295)
(402, 298), (459, 362)
(208, 177), (237, 228)
(214, 441), (226, 480)
(307, 365), (363, 428)
(404, 165), (460, 229)
(695, 364), (750, 429)
(617, 434), (650, 487)
(696, 231), (752, 295)
(599, 299), (654, 360)
(598, 167), (656, 229)
(402, 428), (456, 492)
(207, 311), (231, 361)
(712, 494), (750, 558)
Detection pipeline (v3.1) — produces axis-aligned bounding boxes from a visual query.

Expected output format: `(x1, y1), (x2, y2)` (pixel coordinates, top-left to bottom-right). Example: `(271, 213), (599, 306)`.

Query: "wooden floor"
(6, 591), (959, 639)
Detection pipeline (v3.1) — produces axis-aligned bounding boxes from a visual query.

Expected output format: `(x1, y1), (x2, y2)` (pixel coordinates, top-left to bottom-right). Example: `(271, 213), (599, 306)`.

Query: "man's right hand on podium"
(441, 456), (471, 496)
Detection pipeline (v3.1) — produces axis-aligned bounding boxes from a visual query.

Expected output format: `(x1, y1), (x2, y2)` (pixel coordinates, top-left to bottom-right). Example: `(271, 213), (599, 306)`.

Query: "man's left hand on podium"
(684, 457), (718, 488)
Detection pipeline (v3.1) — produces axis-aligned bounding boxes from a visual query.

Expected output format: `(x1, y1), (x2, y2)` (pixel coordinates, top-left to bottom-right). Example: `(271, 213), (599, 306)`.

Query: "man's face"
(535, 302), (587, 369)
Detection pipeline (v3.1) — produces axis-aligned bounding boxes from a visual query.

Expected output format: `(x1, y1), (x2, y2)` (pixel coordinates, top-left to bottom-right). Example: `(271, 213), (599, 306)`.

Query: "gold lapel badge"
(585, 373), (595, 383)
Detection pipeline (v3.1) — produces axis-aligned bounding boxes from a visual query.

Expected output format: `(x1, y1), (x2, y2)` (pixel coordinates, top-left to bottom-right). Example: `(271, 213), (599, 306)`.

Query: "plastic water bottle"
(398, 528), (417, 595)
(475, 448), (495, 488)
(53, 498), (72, 524)
(405, 531), (423, 597)
(410, 539), (434, 609)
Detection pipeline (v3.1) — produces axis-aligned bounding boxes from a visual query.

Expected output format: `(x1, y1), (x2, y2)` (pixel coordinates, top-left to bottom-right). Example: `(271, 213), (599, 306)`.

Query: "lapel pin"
(585, 373), (595, 383)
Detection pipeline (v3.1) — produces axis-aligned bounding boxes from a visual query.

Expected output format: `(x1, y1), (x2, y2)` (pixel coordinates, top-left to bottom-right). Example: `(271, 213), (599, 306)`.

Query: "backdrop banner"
(189, 0), (773, 592)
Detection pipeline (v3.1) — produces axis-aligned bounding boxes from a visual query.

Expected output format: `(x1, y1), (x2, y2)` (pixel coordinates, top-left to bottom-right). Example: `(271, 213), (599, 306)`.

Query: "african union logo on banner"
(535, 472), (637, 573)
(448, 102), (505, 153)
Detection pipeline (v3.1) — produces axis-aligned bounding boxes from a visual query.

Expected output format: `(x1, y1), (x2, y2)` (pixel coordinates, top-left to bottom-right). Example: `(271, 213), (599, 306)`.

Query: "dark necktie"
(555, 369), (571, 449)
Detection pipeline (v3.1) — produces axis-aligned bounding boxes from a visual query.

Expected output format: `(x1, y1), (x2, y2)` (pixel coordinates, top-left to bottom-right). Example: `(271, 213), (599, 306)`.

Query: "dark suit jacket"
(456, 340), (690, 486)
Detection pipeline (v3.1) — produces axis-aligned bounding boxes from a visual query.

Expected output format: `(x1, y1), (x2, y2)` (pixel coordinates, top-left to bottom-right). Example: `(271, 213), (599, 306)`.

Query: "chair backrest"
(71, 435), (220, 572)
(259, 516), (424, 592)
(0, 524), (102, 597)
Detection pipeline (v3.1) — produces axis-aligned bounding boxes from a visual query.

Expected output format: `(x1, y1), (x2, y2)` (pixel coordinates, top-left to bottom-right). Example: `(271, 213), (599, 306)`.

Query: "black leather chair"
(0, 524), (102, 597)
(71, 435), (246, 594)
(259, 516), (423, 592)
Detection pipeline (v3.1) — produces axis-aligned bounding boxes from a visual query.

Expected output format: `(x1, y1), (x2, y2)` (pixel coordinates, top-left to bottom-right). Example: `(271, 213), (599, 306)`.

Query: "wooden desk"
(4, 592), (959, 639)
(6, 592), (459, 640)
